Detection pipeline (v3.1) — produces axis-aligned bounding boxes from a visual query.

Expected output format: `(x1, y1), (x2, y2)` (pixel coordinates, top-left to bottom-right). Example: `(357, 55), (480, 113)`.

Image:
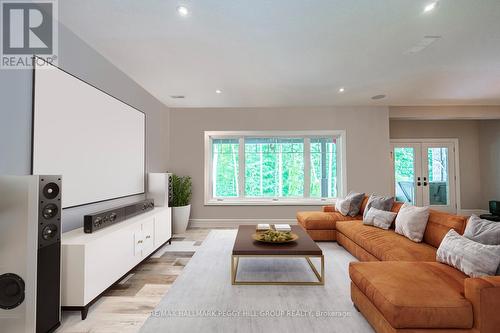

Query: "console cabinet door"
(154, 207), (171, 247)
(142, 218), (155, 256)
(134, 229), (143, 256)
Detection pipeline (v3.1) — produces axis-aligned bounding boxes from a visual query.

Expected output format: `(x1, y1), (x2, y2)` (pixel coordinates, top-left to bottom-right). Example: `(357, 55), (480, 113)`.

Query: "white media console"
(61, 206), (172, 319)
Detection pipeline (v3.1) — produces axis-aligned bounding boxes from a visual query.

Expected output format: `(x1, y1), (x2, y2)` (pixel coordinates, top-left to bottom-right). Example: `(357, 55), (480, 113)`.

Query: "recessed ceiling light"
(177, 6), (189, 17)
(371, 94), (386, 100)
(338, 87), (345, 93)
(423, 2), (438, 13)
(215, 89), (222, 94)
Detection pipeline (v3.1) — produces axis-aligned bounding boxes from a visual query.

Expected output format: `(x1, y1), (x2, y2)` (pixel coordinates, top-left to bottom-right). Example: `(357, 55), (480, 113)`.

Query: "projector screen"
(33, 61), (145, 208)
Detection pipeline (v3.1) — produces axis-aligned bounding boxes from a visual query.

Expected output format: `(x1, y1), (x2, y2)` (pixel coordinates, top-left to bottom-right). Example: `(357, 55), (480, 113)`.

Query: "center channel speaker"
(0, 175), (62, 333)
(147, 173), (173, 207)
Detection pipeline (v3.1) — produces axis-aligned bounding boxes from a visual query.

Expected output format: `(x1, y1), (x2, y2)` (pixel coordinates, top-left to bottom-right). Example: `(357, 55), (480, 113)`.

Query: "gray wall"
(389, 120), (482, 209)
(479, 120), (500, 208)
(169, 107), (392, 221)
(0, 23), (170, 232)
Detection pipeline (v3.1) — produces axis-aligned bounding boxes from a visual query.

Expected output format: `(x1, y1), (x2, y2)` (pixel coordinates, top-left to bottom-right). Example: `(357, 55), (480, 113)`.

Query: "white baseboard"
(457, 209), (489, 216)
(189, 218), (297, 228)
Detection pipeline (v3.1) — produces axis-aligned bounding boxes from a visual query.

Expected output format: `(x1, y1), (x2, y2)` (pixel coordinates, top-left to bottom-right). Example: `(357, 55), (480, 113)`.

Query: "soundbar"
(84, 199), (154, 233)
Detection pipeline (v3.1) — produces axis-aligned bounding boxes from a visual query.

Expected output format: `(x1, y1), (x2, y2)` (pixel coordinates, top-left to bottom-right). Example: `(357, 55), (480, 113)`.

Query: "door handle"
(423, 176), (427, 186)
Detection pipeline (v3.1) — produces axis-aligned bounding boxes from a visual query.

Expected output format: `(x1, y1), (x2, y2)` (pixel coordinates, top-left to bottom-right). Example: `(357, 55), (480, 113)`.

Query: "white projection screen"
(33, 61), (145, 208)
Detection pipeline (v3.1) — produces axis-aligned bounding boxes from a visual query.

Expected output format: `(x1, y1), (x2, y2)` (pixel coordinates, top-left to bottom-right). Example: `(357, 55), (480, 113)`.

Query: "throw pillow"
(363, 207), (397, 230)
(345, 191), (365, 217)
(362, 194), (395, 219)
(437, 229), (500, 277)
(335, 198), (352, 216)
(463, 214), (500, 245)
(395, 203), (430, 242)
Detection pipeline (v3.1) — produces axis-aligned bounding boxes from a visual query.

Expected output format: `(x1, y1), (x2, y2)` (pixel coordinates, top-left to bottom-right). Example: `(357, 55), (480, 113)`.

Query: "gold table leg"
(231, 254), (324, 285)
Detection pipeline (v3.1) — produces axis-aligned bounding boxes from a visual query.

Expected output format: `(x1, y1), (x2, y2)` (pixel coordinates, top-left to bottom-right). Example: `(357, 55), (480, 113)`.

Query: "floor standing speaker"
(0, 175), (62, 333)
(147, 173), (173, 207)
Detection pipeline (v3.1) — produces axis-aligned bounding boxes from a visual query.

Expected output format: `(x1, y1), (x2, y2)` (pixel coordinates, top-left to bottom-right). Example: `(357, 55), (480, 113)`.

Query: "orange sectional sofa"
(296, 199), (500, 333)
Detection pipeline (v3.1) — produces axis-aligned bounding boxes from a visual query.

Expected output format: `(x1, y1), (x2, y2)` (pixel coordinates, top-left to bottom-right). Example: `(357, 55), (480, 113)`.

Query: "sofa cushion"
(363, 207), (397, 230)
(395, 203), (430, 242)
(437, 229), (500, 277)
(423, 209), (468, 248)
(296, 211), (360, 230)
(349, 261), (472, 329)
(345, 191), (366, 217)
(463, 214), (500, 245)
(362, 194), (395, 219)
(336, 220), (437, 261)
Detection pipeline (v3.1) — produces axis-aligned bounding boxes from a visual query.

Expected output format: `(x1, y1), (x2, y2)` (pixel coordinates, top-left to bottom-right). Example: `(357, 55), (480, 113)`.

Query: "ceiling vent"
(371, 94), (386, 100)
(170, 95), (185, 99)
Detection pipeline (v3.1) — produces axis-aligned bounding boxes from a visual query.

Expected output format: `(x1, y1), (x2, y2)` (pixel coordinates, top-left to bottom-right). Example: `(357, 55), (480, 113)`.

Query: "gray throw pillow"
(345, 191), (365, 217)
(363, 207), (397, 230)
(437, 229), (500, 277)
(463, 215), (500, 245)
(363, 194), (395, 219)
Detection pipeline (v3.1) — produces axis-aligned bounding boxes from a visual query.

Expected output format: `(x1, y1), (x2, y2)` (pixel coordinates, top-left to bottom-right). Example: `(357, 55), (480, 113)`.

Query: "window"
(205, 131), (346, 205)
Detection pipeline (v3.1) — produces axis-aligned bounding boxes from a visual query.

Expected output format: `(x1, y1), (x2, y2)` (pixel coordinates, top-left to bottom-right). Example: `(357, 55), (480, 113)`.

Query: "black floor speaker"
(0, 175), (62, 333)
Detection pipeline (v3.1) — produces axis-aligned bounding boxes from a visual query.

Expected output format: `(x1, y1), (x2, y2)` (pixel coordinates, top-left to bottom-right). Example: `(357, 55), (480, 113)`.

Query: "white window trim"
(204, 130), (347, 206)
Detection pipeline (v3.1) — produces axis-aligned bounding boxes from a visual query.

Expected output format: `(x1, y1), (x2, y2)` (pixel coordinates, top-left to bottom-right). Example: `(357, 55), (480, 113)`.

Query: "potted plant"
(171, 174), (192, 233)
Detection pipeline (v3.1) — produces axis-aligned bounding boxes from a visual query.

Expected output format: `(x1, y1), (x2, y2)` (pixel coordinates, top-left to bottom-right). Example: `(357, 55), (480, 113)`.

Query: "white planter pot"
(172, 204), (191, 234)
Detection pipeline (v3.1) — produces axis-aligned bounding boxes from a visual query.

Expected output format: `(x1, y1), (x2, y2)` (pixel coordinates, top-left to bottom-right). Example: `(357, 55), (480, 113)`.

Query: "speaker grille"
(0, 273), (25, 310)
(38, 176), (61, 249)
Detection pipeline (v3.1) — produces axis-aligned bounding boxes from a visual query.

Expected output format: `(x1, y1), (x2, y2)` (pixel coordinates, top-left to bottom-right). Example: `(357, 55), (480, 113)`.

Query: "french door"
(391, 140), (457, 213)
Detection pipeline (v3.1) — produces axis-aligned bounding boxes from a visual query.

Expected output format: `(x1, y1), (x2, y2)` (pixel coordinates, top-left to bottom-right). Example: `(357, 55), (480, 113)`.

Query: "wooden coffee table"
(231, 225), (324, 285)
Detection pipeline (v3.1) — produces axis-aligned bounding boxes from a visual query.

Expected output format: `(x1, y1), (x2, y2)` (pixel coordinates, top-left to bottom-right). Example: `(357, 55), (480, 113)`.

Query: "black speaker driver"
(43, 182), (60, 199)
(0, 273), (25, 310)
(42, 224), (58, 240)
(42, 203), (59, 219)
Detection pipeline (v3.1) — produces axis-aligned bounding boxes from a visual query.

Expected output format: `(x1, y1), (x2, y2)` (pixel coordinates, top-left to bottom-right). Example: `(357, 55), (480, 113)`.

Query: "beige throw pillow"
(395, 203), (430, 242)
(437, 229), (500, 277)
(363, 207), (397, 230)
(335, 198), (351, 216)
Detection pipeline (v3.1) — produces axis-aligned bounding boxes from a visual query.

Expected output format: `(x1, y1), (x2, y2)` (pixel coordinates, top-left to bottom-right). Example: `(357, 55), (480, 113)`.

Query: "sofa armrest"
(322, 205), (336, 213)
(464, 276), (500, 333)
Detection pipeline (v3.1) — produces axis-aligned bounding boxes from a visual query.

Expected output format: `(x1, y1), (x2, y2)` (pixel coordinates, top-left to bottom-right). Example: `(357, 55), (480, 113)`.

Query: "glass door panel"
(422, 143), (456, 212)
(393, 147), (416, 204)
(427, 147), (449, 205)
(391, 143), (422, 205)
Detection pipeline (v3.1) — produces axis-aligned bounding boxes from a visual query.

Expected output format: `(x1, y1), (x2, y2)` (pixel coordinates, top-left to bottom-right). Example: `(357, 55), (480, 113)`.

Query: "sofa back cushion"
(423, 210), (468, 248)
(391, 201), (405, 213)
(359, 196), (370, 215)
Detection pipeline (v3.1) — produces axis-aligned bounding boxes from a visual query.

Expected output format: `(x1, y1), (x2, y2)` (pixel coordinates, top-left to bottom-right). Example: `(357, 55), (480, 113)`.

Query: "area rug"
(140, 230), (373, 333)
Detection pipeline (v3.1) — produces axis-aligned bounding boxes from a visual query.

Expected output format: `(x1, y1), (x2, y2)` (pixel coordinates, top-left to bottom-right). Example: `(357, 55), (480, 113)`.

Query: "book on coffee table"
(256, 224), (271, 231)
(274, 224), (291, 232)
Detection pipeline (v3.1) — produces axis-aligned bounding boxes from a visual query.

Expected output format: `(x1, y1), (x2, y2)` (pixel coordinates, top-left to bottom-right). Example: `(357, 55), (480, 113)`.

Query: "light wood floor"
(56, 228), (231, 333)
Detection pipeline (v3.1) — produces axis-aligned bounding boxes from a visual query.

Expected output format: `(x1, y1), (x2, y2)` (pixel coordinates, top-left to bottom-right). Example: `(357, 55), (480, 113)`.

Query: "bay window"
(205, 131), (346, 205)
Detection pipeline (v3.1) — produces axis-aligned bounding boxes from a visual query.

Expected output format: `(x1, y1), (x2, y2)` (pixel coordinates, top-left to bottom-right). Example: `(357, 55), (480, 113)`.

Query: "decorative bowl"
(252, 230), (299, 244)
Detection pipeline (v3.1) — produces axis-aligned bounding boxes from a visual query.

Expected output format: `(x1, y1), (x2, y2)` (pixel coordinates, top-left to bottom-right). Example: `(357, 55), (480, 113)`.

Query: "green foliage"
(244, 141), (304, 197)
(172, 174), (192, 207)
(212, 138), (337, 198)
(394, 148), (414, 181)
(213, 141), (239, 197)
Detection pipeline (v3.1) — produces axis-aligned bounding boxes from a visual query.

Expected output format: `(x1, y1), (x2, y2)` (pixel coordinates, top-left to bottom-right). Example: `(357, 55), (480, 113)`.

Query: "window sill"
(204, 199), (336, 206)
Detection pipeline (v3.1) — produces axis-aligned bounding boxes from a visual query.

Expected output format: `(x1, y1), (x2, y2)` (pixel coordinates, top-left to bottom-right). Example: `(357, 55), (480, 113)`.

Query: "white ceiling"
(58, 0), (500, 107)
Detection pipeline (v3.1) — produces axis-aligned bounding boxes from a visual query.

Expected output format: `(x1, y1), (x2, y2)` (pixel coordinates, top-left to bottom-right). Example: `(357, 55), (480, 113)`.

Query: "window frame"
(204, 130), (347, 206)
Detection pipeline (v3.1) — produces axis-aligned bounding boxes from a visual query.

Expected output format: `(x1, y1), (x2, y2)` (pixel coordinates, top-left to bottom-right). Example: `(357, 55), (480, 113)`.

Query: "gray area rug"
(140, 230), (374, 333)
